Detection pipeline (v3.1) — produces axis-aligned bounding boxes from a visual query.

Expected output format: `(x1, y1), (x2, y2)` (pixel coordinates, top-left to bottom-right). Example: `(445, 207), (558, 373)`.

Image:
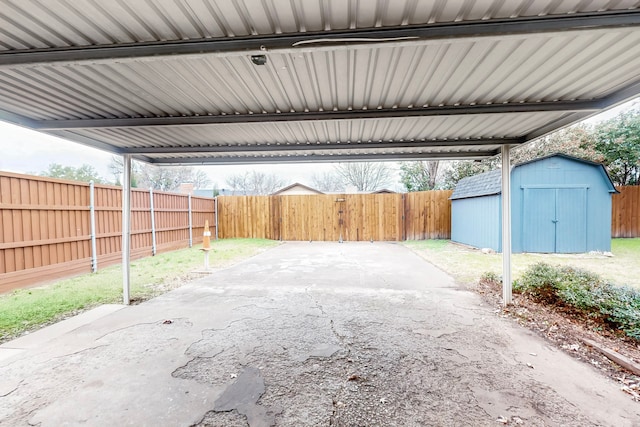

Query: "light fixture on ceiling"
(251, 55), (267, 65)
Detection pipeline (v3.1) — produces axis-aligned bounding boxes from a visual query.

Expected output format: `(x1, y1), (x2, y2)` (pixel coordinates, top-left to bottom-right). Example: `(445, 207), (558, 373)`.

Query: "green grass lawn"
(404, 238), (640, 288)
(0, 238), (278, 342)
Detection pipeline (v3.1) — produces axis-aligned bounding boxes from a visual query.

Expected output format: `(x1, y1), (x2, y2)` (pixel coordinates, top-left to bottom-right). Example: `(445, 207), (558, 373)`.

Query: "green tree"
(511, 124), (600, 164)
(441, 158), (498, 190)
(40, 163), (106, 184)
(440, 107), (640, 189)
(399, 161), (440, 191)
(593, 108), (640, 185)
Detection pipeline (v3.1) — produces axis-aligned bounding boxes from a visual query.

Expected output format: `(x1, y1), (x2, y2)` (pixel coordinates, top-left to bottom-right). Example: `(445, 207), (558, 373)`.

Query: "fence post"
(89, 181), (98, 272)
(150, 188), (156, 256)
(188, 193), (193, 248)
(214, 197), (219, 240)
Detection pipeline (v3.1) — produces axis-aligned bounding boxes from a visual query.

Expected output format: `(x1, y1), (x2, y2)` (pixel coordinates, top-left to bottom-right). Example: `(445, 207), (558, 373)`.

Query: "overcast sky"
(0, 121), (366, 190)
(0, 98), (637, 190)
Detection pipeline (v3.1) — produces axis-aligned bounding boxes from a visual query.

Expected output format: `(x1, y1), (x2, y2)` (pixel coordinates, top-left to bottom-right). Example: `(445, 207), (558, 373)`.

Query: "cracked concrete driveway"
(1, 242), (639, 426)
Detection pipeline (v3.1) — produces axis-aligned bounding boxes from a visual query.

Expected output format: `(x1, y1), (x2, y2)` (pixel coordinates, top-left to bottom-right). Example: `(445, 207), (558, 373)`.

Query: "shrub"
(516, 263), (640, 340)
(480, 271), (501, 285)
(513, 262), (563, 302)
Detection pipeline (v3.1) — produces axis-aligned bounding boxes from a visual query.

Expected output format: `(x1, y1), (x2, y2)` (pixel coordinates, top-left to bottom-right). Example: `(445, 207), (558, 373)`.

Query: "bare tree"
(334, 162), (393, 192)
(311, 171), (344, 192)
(137, 165), (194, 191)
(249, 171), (285, 195)
(225, 171), (285, 195)
(109, 156), (210, 190)
(108, 156), (142, 186)
(225, 172), (249, 195)
(191, 170), (212, 189)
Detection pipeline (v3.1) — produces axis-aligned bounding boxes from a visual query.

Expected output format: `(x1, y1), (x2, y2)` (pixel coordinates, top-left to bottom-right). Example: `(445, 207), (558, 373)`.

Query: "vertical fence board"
(217, 191), (449, 242)
(612, 186), (640, 238)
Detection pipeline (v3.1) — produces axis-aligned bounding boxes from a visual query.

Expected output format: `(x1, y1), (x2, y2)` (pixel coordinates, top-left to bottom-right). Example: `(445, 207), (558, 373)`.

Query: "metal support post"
(122, 154), (132, 305)
(501, 145), (513, 306)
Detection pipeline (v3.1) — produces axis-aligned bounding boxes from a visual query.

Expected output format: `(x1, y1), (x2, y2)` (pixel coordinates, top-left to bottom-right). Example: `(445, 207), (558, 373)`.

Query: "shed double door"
(522, 187), (587, 253)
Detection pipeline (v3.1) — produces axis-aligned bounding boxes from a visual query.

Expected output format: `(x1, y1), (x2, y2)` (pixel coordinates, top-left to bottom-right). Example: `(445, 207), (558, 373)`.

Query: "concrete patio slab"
(0, 242), (638, 426)
(0, 304), (125, 351)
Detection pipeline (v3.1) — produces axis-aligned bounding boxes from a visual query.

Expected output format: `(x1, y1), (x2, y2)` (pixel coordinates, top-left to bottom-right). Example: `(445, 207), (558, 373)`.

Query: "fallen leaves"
(472, 279), (640, 402)
(619, 375), (640, 401)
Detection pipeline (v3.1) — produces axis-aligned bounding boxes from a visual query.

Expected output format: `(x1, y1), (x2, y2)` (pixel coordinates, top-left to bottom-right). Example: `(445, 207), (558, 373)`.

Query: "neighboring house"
(272, 183), (324, 196)
(450, 154), (618, 253)
(371, 189), (396, 194)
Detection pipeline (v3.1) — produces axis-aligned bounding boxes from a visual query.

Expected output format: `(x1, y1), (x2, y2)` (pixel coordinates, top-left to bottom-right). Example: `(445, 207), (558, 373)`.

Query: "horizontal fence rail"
(218, 191), (453, 242)
(0, 172), (216, 293)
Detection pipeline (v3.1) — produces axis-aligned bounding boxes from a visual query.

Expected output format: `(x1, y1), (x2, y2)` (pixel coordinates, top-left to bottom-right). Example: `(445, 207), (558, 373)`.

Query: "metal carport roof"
(1, 0), (640, 165)
(1, 0), (640, 305)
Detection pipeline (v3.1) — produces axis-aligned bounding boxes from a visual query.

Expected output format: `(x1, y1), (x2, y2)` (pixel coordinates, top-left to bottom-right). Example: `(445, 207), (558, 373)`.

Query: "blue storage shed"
(451, 154), (618, 253)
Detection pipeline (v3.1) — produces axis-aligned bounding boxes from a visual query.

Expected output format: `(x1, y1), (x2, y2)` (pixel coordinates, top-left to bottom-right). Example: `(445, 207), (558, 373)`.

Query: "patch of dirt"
(473, 278), (640, 402)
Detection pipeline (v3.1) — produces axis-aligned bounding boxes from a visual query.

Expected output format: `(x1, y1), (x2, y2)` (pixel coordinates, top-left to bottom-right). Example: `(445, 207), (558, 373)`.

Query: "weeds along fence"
(612, 186), (640, 238)
(217, 191), (453, 241)
(0, 172), (216, 293)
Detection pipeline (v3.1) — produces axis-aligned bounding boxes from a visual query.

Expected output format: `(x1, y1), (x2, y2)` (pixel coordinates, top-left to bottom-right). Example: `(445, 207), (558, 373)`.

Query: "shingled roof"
(450, 169), (502, 200)
(450, 154), (618, 200)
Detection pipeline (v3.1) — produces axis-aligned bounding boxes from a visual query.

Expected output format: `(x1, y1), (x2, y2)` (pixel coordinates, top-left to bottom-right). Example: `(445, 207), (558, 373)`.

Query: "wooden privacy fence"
(217, 190), (453, 241)
(218, 187), (640, 241)
(612, 186), (640, 238)
(0, 172), (216, 292)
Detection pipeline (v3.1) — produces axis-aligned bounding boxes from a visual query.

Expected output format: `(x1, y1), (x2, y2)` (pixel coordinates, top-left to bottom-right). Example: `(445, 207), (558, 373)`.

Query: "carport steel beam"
(1, 10), (640, 66)
(33, 101), (602, 130)
(121, 138), (523, 154)
(147, 151), (496, 165)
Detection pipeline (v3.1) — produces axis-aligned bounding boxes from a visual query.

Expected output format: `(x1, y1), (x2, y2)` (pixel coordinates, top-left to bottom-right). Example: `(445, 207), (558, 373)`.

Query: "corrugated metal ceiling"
(2, 0), (640, 50)
(56, 113), (566, 148)
(0, 1), (639, 164)
(2, 30), (640, 120)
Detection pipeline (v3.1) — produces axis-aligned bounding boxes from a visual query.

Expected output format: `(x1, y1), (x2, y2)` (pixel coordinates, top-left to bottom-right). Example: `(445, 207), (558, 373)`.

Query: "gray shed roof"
(451, 169), (502, 200)
(1, 2), (640, 164)
(450, 153), (618, 200)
